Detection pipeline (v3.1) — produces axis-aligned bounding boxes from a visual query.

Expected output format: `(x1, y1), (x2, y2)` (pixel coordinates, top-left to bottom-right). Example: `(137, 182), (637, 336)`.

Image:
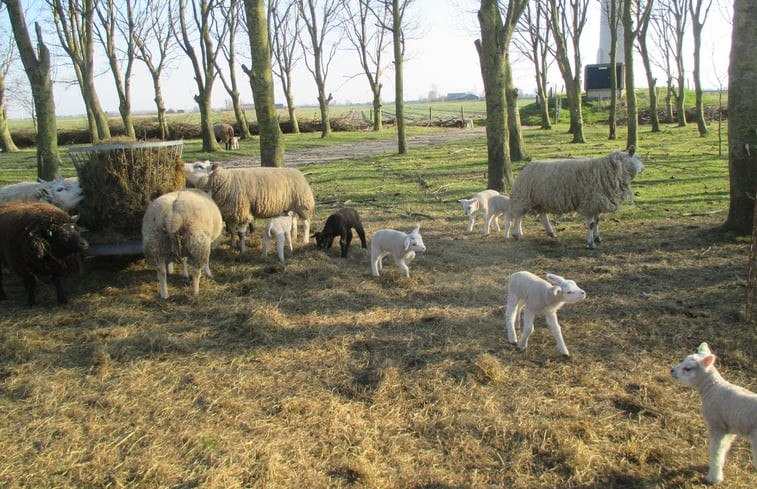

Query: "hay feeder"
(68, 140), (184, 255)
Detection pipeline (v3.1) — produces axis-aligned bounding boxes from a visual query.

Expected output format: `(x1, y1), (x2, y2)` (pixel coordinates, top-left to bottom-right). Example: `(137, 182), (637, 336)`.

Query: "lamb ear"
(550, 286), (562, 296)
(627, 145), (636, 156)
(411, 225), (420, 234)
(545, 273), (564, 285)
(702, 354), (716, 368)
(403, 235), (411, 250)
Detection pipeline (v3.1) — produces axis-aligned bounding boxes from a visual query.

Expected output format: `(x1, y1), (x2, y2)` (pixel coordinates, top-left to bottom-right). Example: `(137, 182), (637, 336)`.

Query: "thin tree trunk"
(391, 0), (407, 154)
(691, 15), (708, 135)
(622, 0), (638, 150)
(371, 87), (382, 131)
(0, 72), (18, 152)
(505, 60), (527, 161)
(152, 74), (170, 140)
(639, 37), (661, 132)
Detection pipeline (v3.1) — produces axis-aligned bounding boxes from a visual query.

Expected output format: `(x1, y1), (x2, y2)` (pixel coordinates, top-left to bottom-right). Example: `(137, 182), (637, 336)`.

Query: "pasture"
(0, 122), (754, 488)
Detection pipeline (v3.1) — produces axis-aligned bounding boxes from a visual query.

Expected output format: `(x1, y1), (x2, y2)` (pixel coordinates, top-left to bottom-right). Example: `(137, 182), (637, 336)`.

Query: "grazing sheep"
(671, 343), (757, 484)
(505, 271), (586, 356)
(0, 176), (84, 212)
(230, 137), (239, 150)
(141, 189), (223, 299)
(213, 123), (235, 150)
(485, 194), (511, 237)
(458, 189), (499, 233)
(0, 202), (89, 306)
(262, 211), (296, 262)
(314, 207), (367, 258)
(183, 160), (211, 190)
(206, 164), (315, 252)
(505, 147), (644, 248)
(370, 225), (426, 278)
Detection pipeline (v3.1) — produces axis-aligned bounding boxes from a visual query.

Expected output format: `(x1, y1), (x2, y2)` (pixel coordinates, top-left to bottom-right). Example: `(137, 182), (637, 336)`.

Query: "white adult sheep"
(141, 188), (223, 299)
(505, 147), (644, 248)
(505, 271), (586, 357)
(458, 189), (499, 234)
(370, 225), (426, 278)
(206, 164), (315, 252)
(213, 123), (235, 150)
(0, 176), (84, 212)
(183, 160), (211, 190)
(485, 194), (511, 237)
(262, 211), (296, 262)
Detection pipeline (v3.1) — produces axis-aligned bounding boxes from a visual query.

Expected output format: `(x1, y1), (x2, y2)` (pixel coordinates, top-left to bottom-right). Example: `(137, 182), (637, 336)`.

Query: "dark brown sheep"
(0, 202), (89, 307)
(213, 123), (235, 150)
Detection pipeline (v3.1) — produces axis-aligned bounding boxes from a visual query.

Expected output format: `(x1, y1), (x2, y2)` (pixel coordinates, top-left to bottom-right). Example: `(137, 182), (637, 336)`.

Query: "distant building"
(446, 92), (480, 102)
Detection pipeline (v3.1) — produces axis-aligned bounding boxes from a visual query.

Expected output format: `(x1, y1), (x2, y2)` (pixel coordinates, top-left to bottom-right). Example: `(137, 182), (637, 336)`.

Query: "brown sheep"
(213, 123), (235, 150)
(0, 202), (89, 307)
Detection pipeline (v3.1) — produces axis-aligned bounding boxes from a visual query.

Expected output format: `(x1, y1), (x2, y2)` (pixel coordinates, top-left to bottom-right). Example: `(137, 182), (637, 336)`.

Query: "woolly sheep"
(370, 225), (426, 278)
(262, 211), (296, 262)
(206, 164), (315, 252)
(314, 207), (367, 258)
(505, 147), (644, 248)
(671, 342), (757, 484)
(0, 176), (84, 212)
(0, 202), (89, 306)
(141, 189), (223, 299)
(213, 123), (235, 150)
(485, 194), (511, 238)
(505, 271), (586, 357)
(458, 189), (499, 234)
(183, 160), (211, 189)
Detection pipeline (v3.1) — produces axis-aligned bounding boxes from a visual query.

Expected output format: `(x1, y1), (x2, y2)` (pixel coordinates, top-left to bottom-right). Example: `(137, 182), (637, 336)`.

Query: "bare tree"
(132, 0), (176, 140)
(172, 0), (227, 152)
(660, 0), (689, 126)
(650, 2), (675, 122)
(243, 0), (284, 166)
(635, 0), (660, 133)
(688, 0), (713, 135)
(95, 0), (136, 139)
(50, 0), (112, 142)
(268, 0), (301, 133)
(0, 12), (18, 152)
(513, 1), (553, 130)
(2, 0), (61, 178)
(547, 0), (590, 143)
(298, 0), (342, 138)
(599, 0), (621, 139)
(344, 0), (390, 132)
(216, 0), (251, 139)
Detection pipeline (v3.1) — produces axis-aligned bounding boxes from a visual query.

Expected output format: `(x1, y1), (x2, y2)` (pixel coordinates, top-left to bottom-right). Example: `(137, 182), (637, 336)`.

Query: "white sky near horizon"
(2, 0), (733, 120)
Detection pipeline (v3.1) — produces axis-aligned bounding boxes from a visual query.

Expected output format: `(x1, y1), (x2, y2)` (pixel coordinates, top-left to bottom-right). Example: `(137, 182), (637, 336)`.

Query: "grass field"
(0, 121), (754, 488)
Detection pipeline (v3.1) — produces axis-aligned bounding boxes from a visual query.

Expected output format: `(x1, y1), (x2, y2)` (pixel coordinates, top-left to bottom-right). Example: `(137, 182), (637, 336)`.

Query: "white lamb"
(671, 342), (757, 484)
(262, 211), (296, 262)
(206, 164), (315, 252)
(0, 176), (83, 212)
(230, 137), (239, 150)
(370, 225), (426, 278)
(141, 188), (223, 299)
(505, 271), (586, 356)
(458, 189), (499, 234)
(485, 194), (511, 237)
(505, 147), (644, 248)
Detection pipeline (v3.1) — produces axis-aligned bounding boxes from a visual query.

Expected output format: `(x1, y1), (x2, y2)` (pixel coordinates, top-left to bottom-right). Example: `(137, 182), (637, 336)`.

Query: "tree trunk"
(639, 37), (661, 132)
(622, 1), (637, 150)
(391, 0), (407, 154)
(244, 0), (284, 167)
(283, 76), (300, 134)
(505, 60), (527, 161)
(152, 75), (170, 140)
(691, 19), (708, 135)
(476, 0), (510, 192)
(675, 73), (686, 126)
(4, 4), (60, 179)
(724, 0), (757, 234)
(0, 73), (18, 152)
(371, 86), (383, 132)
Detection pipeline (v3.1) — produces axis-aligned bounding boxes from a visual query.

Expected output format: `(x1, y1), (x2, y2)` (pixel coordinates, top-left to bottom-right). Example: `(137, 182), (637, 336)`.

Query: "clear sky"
(4, 0), (734, 119)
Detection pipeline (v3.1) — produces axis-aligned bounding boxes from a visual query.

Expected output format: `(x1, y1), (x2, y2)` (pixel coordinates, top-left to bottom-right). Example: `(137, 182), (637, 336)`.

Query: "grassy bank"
(0, 121), (753, 489)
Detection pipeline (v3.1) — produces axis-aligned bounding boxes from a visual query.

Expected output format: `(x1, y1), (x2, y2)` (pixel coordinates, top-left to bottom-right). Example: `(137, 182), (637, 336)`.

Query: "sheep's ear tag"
(47, 228), (54, 238)
(697, 342), (711, 355)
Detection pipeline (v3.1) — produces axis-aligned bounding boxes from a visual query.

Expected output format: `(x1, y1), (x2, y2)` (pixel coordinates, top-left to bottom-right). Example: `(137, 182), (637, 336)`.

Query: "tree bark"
(217, 0), (252, 140)
(244, 0), (284, 166)
(4, 2), (60, 179)
(724, 0), (757, 234)
(505, 61), (527, 161)
(689, 0), (711, 136)
(622, 0), (638, 150)
(0, 69), (18, 152)
(391, 0), (407, 154)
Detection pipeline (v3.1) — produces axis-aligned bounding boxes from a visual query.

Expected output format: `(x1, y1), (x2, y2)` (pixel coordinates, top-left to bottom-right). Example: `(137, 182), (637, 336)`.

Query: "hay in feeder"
(75, 141), (184, 237)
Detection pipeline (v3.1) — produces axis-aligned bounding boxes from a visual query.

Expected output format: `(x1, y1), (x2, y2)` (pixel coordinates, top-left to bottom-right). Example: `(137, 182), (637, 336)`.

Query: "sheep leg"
(541, 213), (555, 238)
(467, 214), (475, 232)
(340, 230), (352, 258)
(181, 258), (189, 278)
(511, 215), (524, 240)
(356, 226), (367, 248)
(545, 311), (570, 356)
(262, 233), (270, 257)
(706, 430), (735, 484)
(21, 275), (37, 307)
(517, 309), (536, 350)
(483, 212), (491, 236)
(585, 217), (598, 249)
(505, 297), (521, 344)
(0, 267), (6, 301)
(157, 266), (169, 300)
(238, 229), (247, 253)
(397, 251), (416, 278)
(371, 251), (387, 277)
(286, 230), (293, 252)
(276, 235), (286, 262)
(191, 266), (202, 296)
(300, 219), (310, 245)
(503, 215), (512, 238)
(593, 215), (602, 243)
(51, 275), (67, 306)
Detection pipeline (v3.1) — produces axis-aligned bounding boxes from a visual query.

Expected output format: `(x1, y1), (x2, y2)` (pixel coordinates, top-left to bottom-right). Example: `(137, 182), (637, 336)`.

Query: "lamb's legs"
(396, 251), (416, 278)
(505, 299), (522, 344)
(517, 310), (536, 350)
(545, 311), (570, 356)
(276, 236), (286, 262)
(467, 215), (476, 232)
(707, 431), (736, 484)
(262, 233), (270, 257)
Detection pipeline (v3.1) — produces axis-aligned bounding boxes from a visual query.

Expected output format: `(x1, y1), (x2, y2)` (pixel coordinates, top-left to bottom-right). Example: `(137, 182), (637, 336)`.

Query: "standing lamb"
(505, 271), (586, 356)
(213, 123), (236, 150)
(0, 176), (84, 212)
(485, 194), (511, 238)
(230, 137), (240, 150)
(262, 211), (296, 262)
(206, 164), (315, 252)
(458, 189), (499, 234)
(141, 189), (223, 299)
(0, 202), (89, 307)
(671, 343), (757, 484)
(370, 225), (426, 278)
(505, 147), (644, 248)
(314, 207), (367, 258)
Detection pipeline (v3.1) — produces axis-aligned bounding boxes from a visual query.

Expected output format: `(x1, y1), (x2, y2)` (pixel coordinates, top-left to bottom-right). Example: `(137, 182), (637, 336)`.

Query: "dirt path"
(224, 126), (486, 168)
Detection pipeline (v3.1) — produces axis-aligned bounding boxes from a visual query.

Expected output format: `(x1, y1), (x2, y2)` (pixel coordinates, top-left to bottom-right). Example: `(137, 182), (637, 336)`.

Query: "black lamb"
(0, 201), (89, 307)
(314, 207), (367, 258)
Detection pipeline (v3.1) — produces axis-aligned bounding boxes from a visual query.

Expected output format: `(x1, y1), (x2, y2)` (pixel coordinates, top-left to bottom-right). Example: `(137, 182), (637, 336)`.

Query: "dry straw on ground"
(0, 134), (755, 489)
